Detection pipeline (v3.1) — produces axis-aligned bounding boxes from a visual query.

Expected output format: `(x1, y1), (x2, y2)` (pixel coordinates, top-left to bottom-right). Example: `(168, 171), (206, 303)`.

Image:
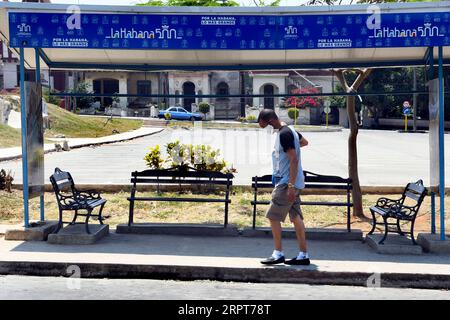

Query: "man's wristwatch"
(288, 182), (295, 189)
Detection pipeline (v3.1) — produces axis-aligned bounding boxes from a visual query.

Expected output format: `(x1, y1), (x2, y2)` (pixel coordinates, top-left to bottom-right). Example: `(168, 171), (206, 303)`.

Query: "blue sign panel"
(8, 11), (450, 50)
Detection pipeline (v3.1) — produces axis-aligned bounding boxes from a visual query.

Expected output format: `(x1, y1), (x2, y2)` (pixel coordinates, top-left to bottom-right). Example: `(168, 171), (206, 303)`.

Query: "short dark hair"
(257, 109), (278, 123)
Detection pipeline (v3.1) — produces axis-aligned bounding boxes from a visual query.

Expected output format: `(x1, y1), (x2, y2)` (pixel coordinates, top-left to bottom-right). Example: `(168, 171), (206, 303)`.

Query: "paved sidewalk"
(0, 127), (164, 161)
(1, 232), (450, 289)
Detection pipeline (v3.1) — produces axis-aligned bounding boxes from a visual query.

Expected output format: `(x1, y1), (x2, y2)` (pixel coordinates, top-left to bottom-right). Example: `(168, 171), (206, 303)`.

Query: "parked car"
(158, 107), (203, 121)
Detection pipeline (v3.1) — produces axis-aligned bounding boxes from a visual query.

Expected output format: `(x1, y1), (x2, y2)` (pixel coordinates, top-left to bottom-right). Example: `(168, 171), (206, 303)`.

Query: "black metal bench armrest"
(385, 203), (416, 218)
(75, 189), (101, 200)
(376, 197), (402, 208)
(57, 194), (80, 208)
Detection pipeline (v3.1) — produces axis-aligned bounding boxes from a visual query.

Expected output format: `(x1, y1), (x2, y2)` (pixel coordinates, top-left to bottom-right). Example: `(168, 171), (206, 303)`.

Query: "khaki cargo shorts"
(266, 184), (304, 222)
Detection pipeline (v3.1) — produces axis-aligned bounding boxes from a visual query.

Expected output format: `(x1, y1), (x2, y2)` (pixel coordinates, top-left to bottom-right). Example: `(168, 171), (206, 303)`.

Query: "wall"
(168, 72), (210, 108)
(127, 72), (160, 105)
(251, 74), (286, 108)
(210, 71), (241, 119)
(0, 62), (18, 89)
(84, 71), (128, 108)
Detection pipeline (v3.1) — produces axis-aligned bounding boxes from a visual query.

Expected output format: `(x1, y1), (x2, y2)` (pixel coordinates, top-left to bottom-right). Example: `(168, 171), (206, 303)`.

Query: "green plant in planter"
(288, 108), (299, 121)
(144, 145), (164, 169)
(166, 140), (191, 168)
(246, 115), (256, 122)
(145, 141), (236, 174)
(198, 102), (210, 117)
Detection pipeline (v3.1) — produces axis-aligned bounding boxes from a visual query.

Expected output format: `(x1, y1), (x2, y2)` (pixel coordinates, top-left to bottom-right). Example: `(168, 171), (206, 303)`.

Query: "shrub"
(43, 88), (61, 106)
(285, 87), (322, 109)
(288, 108), (299, 120)
(0, 169), (13, 192)
(144, 140), (236, 174)
(143, 145), (164, 169)
(246, 115), (256, 122)
(198, 102), (210, 115)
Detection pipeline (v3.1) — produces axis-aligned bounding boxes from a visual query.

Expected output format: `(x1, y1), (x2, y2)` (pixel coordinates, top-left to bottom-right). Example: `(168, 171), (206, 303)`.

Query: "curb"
(0, 128), (164, 162)
(0, 261), (449, 290)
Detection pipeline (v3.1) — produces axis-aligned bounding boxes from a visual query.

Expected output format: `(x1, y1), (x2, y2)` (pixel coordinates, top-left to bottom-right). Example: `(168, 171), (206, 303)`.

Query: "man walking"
(258, 109), (310, 265)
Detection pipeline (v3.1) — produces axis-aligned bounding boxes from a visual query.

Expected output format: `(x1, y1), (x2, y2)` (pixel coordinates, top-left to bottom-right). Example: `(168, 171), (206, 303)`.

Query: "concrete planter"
(193, 104), (215, 120)
(245, 107), (261, 119)
(150, 106), (159, 118)
(276, 107), (310, 125)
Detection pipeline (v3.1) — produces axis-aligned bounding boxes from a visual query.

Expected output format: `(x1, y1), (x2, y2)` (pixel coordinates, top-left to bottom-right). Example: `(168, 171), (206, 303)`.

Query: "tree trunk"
(334, 69), (372, 218)
(347, 95), (364, 217)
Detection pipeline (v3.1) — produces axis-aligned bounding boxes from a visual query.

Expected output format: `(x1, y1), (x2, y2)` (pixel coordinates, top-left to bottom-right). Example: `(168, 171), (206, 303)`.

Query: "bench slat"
(301, 201), (353, 206)
(132, 169), (233, 179)
(56, 180), (72, 191)
(251, 184), (350, 189)
(405, 191), (421, 201)
(53, 171), (70, 182)
(370, 206), (389, 216)
(128, 197), (230, 203)
(305, 184), (350, 190)
(251, 201), (353, 206)
(406, 182), (426, 194)
(86, 198), (107, 208)
(251, 176), (351, 184)
(252, 175), (272, 182)
(131, 178), (232, 185)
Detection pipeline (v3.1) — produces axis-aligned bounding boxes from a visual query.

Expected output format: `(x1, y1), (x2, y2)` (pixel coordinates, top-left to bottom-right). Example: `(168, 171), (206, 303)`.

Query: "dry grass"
(0, 123), (21, 148)
(45, 104), (142, 138)
(1, 189), (448, 233)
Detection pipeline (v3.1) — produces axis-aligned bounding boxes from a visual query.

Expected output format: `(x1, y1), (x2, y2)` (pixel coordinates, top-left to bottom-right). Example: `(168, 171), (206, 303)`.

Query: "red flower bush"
(285, 87), (322, 109)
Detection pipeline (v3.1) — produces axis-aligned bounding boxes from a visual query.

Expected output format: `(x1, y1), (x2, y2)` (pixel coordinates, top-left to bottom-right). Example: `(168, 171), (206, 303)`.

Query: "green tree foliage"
(137, 0), (239, 6)
(198, 102), (210, 115)
(71, 82), (94, 110)
(252, 0), (282, 6)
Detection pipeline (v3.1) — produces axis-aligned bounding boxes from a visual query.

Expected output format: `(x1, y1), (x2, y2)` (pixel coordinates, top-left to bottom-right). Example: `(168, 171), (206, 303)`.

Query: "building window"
(198, 90), (203, 103)
(216, 82), (229, 100)
(137, 80), (151, 96)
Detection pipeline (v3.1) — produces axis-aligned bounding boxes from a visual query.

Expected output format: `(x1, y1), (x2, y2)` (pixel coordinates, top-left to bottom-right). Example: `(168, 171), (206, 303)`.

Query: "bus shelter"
(0, 1), (448, 239)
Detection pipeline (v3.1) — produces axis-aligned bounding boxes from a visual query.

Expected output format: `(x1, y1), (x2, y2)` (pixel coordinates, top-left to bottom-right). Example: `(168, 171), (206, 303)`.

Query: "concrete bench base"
(4, 221), (59, 241)
(241, 227), (363, 241)
(116, 223), (240, 237)
(366, 234), (423, 255)
(417, 233), (450, 254)
(48, 224), (109, 245)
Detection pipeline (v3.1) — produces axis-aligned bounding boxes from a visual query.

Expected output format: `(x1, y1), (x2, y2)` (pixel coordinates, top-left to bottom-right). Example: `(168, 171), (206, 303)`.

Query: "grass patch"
(2, 190), (447, 233)
(0, 123), (21, 148)
(45, 104), (143, 138)
(0, 101), (143, 148)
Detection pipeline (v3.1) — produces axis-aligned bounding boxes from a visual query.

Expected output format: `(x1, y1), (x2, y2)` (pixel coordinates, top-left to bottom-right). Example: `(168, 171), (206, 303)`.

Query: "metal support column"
(35, 48), (45, 222)
(19, 46), (29, 228)
(438, 46), (446, 241)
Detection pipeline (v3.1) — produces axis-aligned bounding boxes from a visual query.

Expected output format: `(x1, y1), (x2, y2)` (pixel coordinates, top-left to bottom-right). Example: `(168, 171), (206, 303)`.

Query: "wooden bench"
(127, 166), (234, 227)
(49, 167), (108, 234)
(368, 179), (427, 245)
(251, 171), (353, 231)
